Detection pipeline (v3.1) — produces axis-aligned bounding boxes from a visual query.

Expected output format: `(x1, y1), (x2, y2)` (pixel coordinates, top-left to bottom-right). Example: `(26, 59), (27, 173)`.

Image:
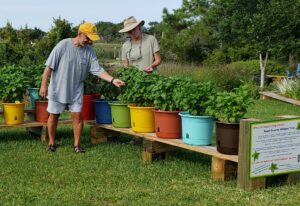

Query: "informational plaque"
(249, 118), (300, 178)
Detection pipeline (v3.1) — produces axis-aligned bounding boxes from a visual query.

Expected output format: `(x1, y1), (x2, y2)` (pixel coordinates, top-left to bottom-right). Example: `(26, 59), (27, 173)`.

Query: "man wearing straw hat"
(119, 16), (161, 73)
(39, 22), (125, 153)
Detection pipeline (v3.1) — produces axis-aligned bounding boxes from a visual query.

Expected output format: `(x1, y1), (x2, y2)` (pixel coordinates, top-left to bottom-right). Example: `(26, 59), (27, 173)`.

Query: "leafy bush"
(173, 79), (217, 116)
(24, 64), (45, 88)
(84, 74), (101, 95)
(194, 65), (252, 91)
(151, 76), (187, 111)
(203, 48), (229, 65)
(228, 60), (286, 75)
(97, 69), (121, 100)
(205, 85), (254, 123)
(117, 67), (159, 106)
(0, 65), (30, 102)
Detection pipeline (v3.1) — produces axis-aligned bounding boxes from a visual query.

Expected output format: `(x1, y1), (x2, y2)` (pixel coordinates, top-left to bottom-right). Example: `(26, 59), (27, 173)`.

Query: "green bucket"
(109, 102), (131, 128)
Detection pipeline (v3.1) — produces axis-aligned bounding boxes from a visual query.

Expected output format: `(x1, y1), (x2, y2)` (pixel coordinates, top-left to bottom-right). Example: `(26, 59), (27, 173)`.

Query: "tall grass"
(158, 62), (255, 91)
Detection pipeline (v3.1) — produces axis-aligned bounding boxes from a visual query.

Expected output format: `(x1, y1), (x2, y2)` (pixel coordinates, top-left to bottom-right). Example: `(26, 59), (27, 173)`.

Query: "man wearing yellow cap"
(39, 23), (125, 153)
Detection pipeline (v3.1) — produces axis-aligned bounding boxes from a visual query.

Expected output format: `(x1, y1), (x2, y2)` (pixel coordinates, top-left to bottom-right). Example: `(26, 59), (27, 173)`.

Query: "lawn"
(0, 99), (300, 205)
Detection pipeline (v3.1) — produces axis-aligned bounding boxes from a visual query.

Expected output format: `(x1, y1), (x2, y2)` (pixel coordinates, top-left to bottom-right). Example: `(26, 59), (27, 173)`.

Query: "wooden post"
(90, 126), (120, 144)
(40, 125), (48, 142)
(237, 119), (266, 190)
(142, 139), (175, 162)
(211, 157), (237, 181)
(287, 173), (300, 185)
(26, 113), (43, 137)
(90, 126), (109, 144)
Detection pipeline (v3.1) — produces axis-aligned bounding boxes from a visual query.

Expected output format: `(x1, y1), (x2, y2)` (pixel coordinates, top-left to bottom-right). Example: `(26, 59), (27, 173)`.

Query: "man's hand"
(39, 86), (48, 98)
(144, 67), (153, 73)
(112, 79), (125, 87)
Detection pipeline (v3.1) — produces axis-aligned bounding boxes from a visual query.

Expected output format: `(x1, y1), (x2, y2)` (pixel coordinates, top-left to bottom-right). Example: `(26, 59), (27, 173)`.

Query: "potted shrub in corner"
(0, 65), (30, 125)
(152, 76), (184, 139)
(176, 80), (217, 146)
(206, 85), (254, 155)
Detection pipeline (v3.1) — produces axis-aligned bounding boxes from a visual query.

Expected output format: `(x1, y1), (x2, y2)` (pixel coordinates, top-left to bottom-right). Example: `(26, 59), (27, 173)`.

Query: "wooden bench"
(90, 119), (300, 190)
(260, 91), (300, 106)
(90, 124), (238, 182)
(0, 118), (95, 141)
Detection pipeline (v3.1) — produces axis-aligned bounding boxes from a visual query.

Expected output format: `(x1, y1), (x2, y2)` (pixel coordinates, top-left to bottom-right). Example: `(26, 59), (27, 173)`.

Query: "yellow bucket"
(2, 102), (25, 125)
(128, 106), (155, 133)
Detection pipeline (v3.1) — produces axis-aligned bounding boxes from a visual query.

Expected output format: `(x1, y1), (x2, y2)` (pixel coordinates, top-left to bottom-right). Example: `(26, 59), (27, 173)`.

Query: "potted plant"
(151, 76), (184, 139)
(205, 85), (254, 155)
(0, 65), (30, 125)
(176, 80), (216, 146)
(94, 70), (121, 124)
(117, 67), (158, 132)
(25, 64), (44, 109)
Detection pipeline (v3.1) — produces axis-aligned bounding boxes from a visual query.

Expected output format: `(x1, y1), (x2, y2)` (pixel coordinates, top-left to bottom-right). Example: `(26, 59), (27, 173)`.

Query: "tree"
(156, 0), (213, 62)
(205, 0), (300, 87)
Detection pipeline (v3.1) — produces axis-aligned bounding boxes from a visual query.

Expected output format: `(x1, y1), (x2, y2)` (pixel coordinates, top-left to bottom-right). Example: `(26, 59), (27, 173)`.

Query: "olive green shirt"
(121, 34), (160, 70)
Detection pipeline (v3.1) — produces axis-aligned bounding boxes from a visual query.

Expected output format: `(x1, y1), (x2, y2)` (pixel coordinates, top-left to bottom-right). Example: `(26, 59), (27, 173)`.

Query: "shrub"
(228, 60), (286, 75)
(205, 85), (254, 123)
(0, 65), (30, 102)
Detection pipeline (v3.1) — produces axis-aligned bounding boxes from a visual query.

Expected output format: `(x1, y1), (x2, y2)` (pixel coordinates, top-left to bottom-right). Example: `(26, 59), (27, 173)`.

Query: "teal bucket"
(28, 88), (39, 109)
(109, 102), (131, 128)
(179, 112), (214, 146)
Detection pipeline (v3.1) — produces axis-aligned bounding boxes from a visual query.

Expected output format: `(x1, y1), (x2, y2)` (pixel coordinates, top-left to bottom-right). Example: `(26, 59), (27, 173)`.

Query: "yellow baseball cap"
(79, 23), (100, 42)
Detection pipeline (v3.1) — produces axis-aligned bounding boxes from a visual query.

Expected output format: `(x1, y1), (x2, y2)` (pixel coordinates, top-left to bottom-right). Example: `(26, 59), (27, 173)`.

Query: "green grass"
(1, 100), (300, 205)
(246, 99), (300, 120)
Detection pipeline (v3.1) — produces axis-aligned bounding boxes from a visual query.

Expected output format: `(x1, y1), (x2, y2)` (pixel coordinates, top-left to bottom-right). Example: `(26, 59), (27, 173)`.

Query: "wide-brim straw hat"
(119, 16), (145, 33)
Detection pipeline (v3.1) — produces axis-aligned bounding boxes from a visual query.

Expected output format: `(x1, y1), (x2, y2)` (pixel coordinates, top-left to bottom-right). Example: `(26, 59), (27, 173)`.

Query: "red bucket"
(82, 94), (100, 120)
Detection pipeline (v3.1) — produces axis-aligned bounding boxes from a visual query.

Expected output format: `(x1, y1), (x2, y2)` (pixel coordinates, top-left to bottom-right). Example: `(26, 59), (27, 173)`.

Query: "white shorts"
(47, 100), (83, 114)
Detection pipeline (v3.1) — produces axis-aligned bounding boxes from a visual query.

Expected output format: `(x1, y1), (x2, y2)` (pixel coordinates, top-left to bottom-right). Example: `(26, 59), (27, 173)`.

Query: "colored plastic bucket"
(179, 112), (214, 146)
(154, 110), (181, 139)
(2, 102), (25, 125)
(82, 94), (100, 120)
(128, 106), (155, 132)
(28, 88), (39, 108)
(109, 102), (131, 128)
(216, 121), (240, 155)
(35, 100), (49, 123)
(94, 99), (112, 124)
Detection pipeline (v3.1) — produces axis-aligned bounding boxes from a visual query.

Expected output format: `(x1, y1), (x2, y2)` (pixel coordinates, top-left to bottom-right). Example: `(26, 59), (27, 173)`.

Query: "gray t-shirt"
(121, 34), (159, 70)
(46, 38), (104, 104)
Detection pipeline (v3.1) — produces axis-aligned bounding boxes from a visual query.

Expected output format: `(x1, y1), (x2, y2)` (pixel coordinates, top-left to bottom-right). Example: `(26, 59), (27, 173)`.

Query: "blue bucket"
(94, 99), (112, 124)
(28, 88), (39, 108)
(179, 112), (214, 146)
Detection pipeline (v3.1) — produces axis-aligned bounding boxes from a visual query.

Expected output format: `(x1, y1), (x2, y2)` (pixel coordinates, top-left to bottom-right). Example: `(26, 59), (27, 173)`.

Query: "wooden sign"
(250, 118), (300, 178)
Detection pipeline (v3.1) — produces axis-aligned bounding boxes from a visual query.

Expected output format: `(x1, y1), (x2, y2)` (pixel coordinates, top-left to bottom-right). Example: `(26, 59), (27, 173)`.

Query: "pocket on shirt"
(80, 58), (89, 81)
